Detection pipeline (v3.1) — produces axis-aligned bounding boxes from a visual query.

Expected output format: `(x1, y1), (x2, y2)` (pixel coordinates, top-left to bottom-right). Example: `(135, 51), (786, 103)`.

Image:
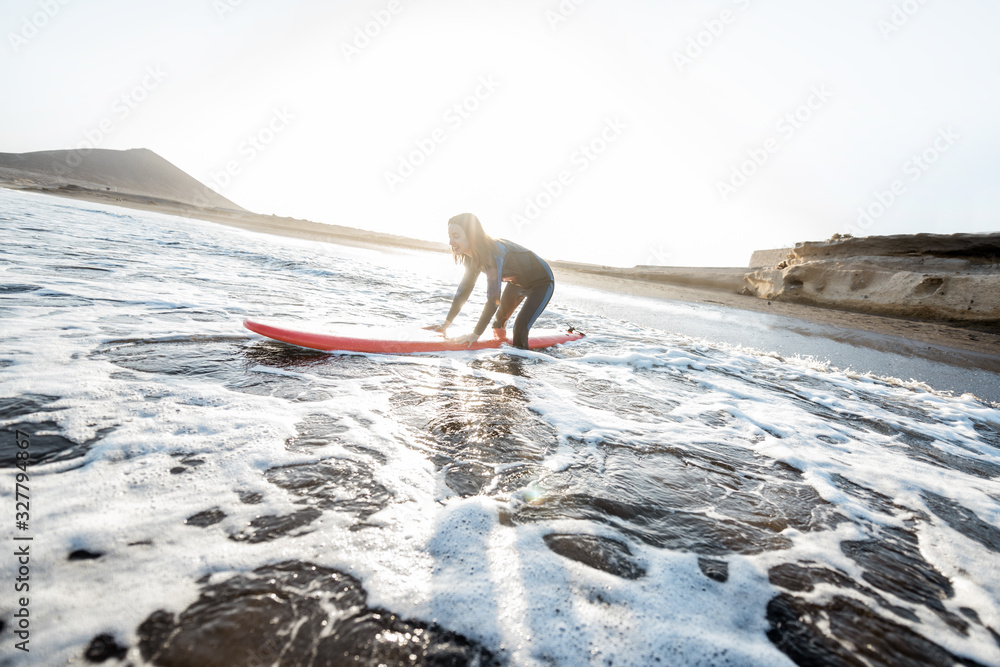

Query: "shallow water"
(1, 189), (999, 666)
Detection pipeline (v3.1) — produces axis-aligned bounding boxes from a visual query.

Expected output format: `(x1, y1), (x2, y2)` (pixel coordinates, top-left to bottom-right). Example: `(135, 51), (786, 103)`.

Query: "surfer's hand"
(451, 332), (480, 347)
(423, 323), (448, 334)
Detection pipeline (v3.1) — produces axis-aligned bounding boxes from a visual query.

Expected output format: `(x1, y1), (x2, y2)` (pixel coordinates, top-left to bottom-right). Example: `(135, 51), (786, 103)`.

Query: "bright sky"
(2, 0), (999, 267)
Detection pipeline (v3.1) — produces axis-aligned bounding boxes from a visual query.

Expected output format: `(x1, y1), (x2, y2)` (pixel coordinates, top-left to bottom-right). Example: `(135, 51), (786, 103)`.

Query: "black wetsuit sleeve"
(445, 263), (478, 324)
(474, 296), (500, 337)
(472, 257), (503, 337)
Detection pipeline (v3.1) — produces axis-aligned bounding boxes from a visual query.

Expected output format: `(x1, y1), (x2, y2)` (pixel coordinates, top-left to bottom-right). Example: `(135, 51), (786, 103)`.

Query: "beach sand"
(552, 265), (1000, 361)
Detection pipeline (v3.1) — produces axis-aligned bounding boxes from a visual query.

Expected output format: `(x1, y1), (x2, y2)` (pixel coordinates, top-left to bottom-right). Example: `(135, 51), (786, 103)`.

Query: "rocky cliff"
(744, 233), (1000, 328)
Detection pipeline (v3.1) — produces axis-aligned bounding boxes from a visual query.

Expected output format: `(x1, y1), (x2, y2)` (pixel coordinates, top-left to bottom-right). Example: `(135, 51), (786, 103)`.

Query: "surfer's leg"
(493, 283), (524, 330)
(511, 280), (553, 349)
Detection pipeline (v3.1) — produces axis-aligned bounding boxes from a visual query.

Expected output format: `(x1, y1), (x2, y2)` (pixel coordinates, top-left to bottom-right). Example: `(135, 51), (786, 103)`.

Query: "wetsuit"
(445, 239), (554, 349)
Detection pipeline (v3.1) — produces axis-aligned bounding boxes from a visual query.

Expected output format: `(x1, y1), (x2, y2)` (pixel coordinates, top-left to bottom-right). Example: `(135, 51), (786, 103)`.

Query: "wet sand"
(552, 266), (1000, 361)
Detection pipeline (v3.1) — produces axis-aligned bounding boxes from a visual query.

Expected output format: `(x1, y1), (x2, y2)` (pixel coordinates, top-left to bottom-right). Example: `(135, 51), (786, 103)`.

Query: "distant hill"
(0, 148), (244, 211)
(0, 145), (453, 256)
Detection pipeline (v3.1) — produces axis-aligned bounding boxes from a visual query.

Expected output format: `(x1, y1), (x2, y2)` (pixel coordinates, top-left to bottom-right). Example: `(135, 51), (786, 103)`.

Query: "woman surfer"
(425, 213), (554, 349)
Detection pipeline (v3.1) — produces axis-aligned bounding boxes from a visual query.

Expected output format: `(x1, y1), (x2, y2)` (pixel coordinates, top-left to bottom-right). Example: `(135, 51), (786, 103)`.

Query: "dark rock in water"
(543, 533), (646, 580)
(265, 458), (391, 518)
(84, 633), (128, 663)
(169, 466), (187, 474)
(971, 419), (1000, 450)
(841, 525), (969, 633)
(0, 393), (62, 418)
(68, 549), (103, 561)
(137, 561), (501, 667)
(769, 525), (992, 658)
(0, 283), (42, 294)
(444, 460), (494, 497)
(137, 610), (175, 655)
(955, 607), (1000, 647)
(960, 607), (982, 623)
(922, 491), (1000, 554)
(697, 557), (728, 583)
(901, 436), (1000, 480)
(957, 606), (1000, 649)
(828, 414), (1000, 480)
(285, 413), (351, 452)
(766, 593), (988, 667)
(768, 561), (919, 623)
(230, 457), (393, 542)
(829, 473), (902, 517)
(185, 509), (226, 528)
(96, 336), (337, 403)
(288, 413), (389, 465)
(230, 507), (323, 543)
(96, 338), (244, 380)
(512, 438), (841, 556)
(237, 490), (263, 504)
(0, 401), (116, 468)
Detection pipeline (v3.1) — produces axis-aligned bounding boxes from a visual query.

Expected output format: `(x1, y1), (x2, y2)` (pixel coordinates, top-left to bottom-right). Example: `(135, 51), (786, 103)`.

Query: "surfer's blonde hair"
(448, 212), (497, 270)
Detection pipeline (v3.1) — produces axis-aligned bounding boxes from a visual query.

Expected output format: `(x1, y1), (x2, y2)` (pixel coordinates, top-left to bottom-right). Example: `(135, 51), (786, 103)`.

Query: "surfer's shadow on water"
(404, 354), (648, 659)
(422, 484), (599, 664)
(425, 500), (510, 653)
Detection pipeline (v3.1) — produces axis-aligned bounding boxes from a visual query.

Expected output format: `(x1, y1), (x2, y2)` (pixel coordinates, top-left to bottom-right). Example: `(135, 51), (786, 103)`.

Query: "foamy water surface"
(1, 189), (999, 666)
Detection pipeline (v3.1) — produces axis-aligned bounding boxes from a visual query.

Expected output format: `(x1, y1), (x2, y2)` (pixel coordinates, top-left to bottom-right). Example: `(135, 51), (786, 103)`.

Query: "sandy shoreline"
(7, 183), (1000, 363)
(553, 266), (1000, 362)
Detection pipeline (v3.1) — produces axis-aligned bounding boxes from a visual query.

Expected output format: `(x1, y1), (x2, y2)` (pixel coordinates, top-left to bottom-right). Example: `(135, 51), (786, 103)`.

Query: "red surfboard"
(243, 319), (584, 354)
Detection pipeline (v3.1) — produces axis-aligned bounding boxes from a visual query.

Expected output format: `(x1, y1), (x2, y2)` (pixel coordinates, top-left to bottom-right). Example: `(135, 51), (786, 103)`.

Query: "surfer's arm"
(425, 265), (477, 332)
(472, 298), (500, 338)
(470, 252), (504, 338)
(447, 270), (500, 344)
